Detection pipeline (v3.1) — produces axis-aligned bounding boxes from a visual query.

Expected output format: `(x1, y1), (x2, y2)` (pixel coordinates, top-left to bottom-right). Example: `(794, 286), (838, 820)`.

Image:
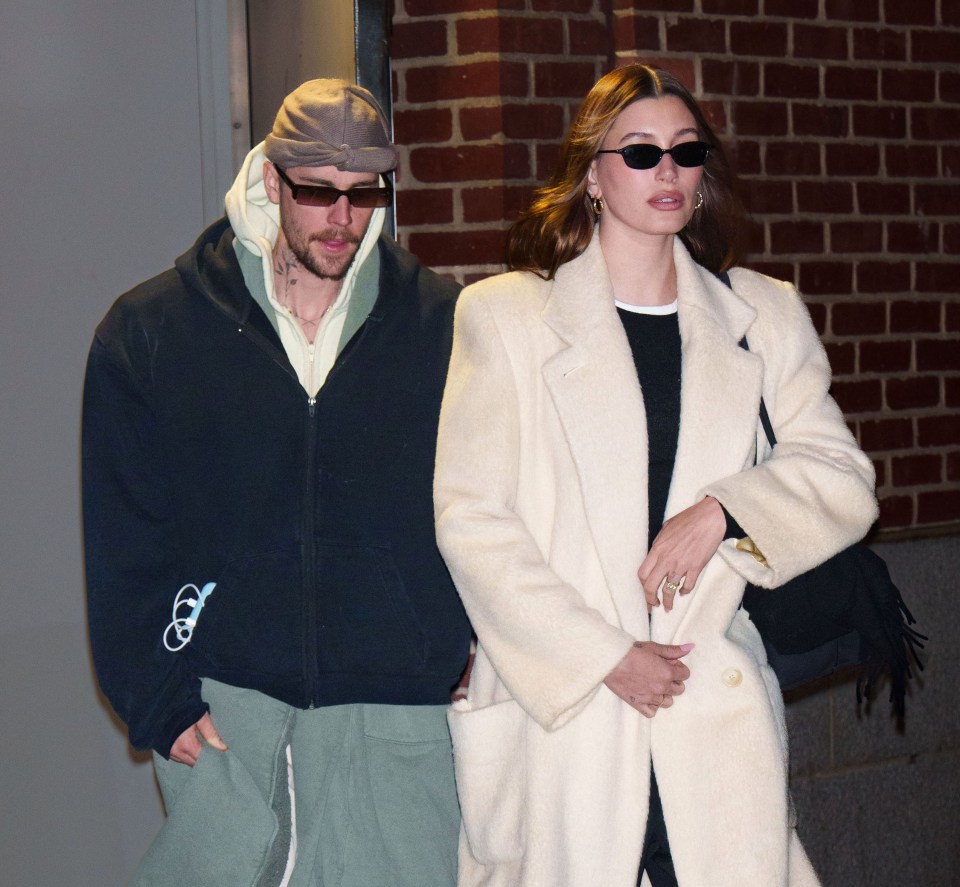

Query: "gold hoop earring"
(591, 195), (604, 217)
(694, 191), (704, 210)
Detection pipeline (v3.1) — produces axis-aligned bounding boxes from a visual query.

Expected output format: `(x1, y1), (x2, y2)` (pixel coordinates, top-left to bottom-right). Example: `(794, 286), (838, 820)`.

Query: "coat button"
(722, 667), (743, 687)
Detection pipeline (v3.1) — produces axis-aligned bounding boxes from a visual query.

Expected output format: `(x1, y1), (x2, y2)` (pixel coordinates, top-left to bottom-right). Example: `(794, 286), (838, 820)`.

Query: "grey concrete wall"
(0, 2), (217, 882)
(0, 3), (359, 883)
(788, 535), (960, 886)
(247, 0), (356, 144)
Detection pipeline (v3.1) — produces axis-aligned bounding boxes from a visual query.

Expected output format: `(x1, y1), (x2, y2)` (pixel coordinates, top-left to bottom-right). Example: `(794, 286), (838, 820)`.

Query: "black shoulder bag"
(720, 273), (925, 717)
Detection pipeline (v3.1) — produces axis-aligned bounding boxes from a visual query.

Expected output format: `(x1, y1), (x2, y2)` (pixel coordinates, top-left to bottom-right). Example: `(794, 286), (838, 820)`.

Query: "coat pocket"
(447, 697), (527, 865)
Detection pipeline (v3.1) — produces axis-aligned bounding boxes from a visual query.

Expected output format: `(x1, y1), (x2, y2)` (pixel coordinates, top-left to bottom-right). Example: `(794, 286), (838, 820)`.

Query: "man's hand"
(169, 712), (228, 766)
(603, 641), (694, 718)
(638, 496), (727, 612)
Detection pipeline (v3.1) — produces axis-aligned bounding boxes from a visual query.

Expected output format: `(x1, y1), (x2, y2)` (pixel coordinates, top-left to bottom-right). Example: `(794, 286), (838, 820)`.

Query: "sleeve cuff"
(719, 504), (745, 540)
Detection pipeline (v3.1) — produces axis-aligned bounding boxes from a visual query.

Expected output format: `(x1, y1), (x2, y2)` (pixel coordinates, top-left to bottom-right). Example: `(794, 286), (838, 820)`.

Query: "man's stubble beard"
(285, 221), (363, 282)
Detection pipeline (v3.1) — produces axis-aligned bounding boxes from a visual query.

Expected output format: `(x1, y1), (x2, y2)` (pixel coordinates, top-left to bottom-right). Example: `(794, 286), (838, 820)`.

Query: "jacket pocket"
(317, 543), (428, 674)
(448, 697), (527, 865)
(195, 547), (301, 677)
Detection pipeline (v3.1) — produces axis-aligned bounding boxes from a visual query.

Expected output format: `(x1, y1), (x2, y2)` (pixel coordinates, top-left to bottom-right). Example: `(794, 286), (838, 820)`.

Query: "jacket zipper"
(297, 325), (373, 707)
(236, 316), (377, 709)
(302, 393), (320, 706)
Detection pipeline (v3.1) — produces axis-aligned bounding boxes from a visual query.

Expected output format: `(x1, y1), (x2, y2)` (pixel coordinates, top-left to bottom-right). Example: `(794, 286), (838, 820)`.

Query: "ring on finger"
(664, 576), (685, 593)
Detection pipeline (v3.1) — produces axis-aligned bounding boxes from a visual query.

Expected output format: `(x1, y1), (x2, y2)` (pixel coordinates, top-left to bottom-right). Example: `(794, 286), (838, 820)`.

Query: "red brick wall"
(392, 0), (609, 277)
(391, 0), (960, 536)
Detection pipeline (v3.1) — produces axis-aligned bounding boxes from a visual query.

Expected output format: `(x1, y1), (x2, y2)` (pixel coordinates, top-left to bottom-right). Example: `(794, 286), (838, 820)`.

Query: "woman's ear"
(586, 159), (600, 197)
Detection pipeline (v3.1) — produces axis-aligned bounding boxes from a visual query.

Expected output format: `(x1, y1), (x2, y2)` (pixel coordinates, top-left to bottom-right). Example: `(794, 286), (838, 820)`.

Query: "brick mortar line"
(609, 10), (958, 26)
(394, 83), (959, 97)
(872, 518), (960, 540)
(867, 459), (946, 472)
(398, 56), (960, 68)
(846, 413), (960, 422)
(880, 483), (960, 492)
(835, 379), (960, 386)
(859, 453), (958, 463)
(856, 448), (960, 454)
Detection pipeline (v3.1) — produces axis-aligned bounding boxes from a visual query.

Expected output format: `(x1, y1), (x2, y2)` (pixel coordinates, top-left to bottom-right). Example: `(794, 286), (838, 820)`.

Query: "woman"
(434, 64), (877, 887)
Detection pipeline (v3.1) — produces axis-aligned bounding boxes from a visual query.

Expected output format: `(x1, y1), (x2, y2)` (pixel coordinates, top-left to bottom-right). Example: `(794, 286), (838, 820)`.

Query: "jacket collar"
(173, 219), (286, 363)
(174, 220), (411, 357)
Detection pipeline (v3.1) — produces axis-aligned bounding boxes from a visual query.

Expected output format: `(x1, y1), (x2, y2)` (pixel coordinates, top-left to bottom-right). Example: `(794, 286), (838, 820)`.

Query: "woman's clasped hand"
(603, 640), (694, 717)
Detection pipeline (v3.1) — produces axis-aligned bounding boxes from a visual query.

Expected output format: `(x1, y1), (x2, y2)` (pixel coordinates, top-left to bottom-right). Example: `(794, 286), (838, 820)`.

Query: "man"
(82, 80), (471, 886)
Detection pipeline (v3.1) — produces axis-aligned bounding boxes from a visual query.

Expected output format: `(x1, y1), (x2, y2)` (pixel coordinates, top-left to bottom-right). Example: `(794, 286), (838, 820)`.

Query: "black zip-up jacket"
(82, 219), (471, 758)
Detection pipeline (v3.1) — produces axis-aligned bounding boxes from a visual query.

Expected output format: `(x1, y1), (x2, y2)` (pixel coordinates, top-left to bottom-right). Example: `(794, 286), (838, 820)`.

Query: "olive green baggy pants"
(132, 679), (460, 887)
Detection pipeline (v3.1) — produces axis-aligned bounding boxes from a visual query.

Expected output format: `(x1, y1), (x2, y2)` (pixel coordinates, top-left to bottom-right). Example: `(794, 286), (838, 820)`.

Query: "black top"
(617, 307), (682, 548)
(618, 305), (744, 545)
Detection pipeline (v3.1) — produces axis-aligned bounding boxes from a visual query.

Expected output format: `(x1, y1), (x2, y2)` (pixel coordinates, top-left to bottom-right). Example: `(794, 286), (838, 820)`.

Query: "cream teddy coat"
(434, 235), (878, 887)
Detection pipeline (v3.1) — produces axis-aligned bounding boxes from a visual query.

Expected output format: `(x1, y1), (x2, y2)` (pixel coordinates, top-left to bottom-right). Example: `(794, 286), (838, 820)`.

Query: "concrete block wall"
(786, 535), (960, 885)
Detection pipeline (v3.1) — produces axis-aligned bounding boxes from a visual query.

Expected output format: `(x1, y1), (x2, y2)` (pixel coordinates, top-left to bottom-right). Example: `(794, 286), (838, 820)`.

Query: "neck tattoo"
(274, 250), (328, 328)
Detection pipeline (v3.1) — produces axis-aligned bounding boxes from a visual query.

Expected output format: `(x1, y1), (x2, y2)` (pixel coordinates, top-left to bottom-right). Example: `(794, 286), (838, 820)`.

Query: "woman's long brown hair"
(507, 64), (748, 279)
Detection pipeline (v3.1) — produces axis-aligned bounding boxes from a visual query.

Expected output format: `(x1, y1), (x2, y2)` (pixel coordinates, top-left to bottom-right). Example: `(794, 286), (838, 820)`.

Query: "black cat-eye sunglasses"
(595, 141), (713, 170)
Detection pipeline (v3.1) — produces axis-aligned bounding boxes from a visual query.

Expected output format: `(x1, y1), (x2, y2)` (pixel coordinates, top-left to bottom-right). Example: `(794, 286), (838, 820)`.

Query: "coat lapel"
(539, 237), (764, 639)
(653, 241), (763, 639)
(666, 240), (762, 516)
(540, 238), (650, 636)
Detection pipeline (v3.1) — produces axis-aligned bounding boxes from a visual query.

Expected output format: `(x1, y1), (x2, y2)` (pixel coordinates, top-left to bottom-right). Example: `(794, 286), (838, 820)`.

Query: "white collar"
(614, 299), (678, 316)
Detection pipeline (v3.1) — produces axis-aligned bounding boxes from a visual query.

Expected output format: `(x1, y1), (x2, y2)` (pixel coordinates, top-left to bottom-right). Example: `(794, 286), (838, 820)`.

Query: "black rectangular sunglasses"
(596, 141), (712, 170)
(274, 166), (393, 208)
